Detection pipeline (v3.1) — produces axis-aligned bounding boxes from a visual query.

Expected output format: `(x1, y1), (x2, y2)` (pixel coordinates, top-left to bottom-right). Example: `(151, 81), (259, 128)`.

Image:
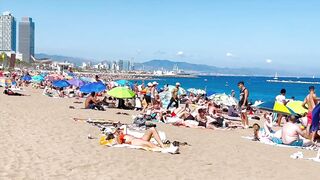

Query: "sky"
(1, 0), (320, 73)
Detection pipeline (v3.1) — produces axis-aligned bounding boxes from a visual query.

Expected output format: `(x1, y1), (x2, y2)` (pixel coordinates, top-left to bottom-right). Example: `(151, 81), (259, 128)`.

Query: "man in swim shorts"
(281, 115), (310, 147)
(302, 86), (319, 137)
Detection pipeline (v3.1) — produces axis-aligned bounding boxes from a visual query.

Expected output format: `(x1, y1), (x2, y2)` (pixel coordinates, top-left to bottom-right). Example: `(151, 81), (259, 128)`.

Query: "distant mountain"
(35, 53), (97, 66)
(135, 60), (295, 76)
(33, 54), (303, 76)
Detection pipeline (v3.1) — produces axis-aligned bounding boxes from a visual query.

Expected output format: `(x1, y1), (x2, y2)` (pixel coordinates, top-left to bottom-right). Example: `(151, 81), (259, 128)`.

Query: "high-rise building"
(19, 17), (35, 62)
(0, 11), (16, 52)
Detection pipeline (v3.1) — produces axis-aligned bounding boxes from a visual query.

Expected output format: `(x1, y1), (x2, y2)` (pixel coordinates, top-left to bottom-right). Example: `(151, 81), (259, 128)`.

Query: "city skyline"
(1, 0), (320, 73)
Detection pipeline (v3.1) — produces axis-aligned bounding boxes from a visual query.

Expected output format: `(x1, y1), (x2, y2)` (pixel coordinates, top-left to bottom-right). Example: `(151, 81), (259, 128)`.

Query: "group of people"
(2, 68), (320, 150)
(253, 85), (320, 147)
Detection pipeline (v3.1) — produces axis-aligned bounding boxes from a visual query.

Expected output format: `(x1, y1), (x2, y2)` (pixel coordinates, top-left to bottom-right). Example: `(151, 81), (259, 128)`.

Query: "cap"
(176, 82), (181, 86)
(147, 82), (153, 86)
(152, 81), (158, 85)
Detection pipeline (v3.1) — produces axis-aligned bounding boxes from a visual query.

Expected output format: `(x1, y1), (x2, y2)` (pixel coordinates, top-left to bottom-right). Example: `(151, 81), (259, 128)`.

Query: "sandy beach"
(0, 87), (319, 180)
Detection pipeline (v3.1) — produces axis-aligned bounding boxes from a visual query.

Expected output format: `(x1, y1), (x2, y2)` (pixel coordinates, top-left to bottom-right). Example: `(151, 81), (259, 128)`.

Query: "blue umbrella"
(80, 77), (96, 83)
(67, 78), (85, 87)
(22, 75), (32, 81)
(52, 80), (70, 88)
(116, 79), (132, 86)
(80, 82), (106, 93)
(31, 75), (44, 83)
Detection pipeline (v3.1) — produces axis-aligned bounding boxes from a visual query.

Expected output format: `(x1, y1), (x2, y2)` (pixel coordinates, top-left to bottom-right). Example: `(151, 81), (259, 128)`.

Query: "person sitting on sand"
(275, 115), (311, 146)
(85, 92), (104, 111)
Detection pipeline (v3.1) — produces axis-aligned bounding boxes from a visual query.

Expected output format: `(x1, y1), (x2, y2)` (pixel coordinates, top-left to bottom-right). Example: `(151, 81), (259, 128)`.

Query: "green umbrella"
(107, 87), (135, 99)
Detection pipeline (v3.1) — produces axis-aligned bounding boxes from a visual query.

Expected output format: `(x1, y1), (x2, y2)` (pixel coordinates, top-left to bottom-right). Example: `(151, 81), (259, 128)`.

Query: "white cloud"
(176, 51), (184, 57)
(266, 59), (272, 63)
(226, 52), (234, 57)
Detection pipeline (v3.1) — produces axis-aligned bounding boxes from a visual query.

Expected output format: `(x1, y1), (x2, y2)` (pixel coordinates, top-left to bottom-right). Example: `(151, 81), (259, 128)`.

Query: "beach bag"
(210, 117), (225, 127)
(133, 117), (146, 127)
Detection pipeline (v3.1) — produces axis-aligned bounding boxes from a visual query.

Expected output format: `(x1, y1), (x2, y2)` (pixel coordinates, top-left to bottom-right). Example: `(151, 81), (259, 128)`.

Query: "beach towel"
(99, 135), (179, 154)
(241, 136), (318, 151)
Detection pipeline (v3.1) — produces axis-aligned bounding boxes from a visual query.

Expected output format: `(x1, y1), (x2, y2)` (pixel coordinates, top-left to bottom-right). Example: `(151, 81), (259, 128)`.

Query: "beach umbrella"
(209, 93), (238, 106)
(80, 77), (96, 83)
(115, 79), (132, 86)
(80, 82), (106, 93)
(196, 89), (206, 95)
(52, 80), (70, 88)
(31, 75), (44, 83)
(159, 90), (172, 108)
(258, 101), (296, 115)
(67, 78), (85, 87)
(286, 101), (308, 115)
(22, 75), (32, 81)
(187, 88), (197, 94)
(107, 87), (135, 99)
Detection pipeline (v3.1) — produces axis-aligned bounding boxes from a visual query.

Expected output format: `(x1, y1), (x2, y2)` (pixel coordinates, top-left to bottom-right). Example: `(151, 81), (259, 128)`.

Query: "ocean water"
(136, 76), (320, 102)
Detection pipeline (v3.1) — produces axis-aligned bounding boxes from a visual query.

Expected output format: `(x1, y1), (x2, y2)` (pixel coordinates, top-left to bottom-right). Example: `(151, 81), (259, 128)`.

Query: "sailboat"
(273, 72), (278, 80)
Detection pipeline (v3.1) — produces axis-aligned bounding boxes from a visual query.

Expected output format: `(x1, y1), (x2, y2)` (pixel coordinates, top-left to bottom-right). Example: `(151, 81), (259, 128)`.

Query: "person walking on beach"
(302, 86), (320, 141)
(167, 82), (180, 109)
(151, 81), (158, 104)
(275, 89), (289, 126)
(238, 81), (249, 128)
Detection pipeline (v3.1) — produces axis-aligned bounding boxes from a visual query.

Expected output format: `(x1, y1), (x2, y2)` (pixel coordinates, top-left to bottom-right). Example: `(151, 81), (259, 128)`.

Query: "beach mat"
(99, 137), (179, 154)
(242, 136), (318, 151)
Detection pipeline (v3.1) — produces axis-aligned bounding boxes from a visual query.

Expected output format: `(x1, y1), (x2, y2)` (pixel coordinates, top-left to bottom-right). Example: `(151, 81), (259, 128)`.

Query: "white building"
(0, 11), (16, 52)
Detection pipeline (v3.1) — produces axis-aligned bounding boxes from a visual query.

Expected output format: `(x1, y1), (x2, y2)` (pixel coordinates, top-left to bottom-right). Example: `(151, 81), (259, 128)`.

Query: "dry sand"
(0, 87), (319, 180)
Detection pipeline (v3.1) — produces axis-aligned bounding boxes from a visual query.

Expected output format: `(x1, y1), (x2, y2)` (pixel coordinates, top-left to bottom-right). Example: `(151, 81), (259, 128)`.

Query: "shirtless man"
(302, 86), (319, 138)
(282, 115), (310, 146)
(85, 92), (103, 110)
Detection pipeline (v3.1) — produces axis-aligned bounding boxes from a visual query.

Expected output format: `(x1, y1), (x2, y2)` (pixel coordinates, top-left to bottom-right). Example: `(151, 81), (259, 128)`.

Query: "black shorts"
(198, 121), (207, 127)
(145, 95), (151, 104)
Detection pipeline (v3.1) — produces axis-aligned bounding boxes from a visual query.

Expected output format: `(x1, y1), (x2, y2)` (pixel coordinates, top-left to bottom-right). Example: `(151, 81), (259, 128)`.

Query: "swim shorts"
(307, 111), (312, 125)
(289, 139), (303, 147)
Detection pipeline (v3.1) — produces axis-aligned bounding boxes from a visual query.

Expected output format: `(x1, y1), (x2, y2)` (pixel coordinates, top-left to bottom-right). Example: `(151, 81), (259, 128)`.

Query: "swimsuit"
(198, 121), (207, 127)
(311, 103), (320, 132)
(271, 137), (303, 147)
(239, 88), (249, 111)
(307, 111), (312, 125)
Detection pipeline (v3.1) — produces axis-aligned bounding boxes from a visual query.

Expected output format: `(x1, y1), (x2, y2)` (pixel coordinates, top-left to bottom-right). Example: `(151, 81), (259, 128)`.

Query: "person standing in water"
(238, 81), (249, 128)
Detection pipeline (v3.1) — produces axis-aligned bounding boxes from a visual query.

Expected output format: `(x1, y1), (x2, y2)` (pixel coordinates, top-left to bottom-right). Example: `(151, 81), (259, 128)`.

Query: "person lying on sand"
(3, 87), (27, 96)
(114, 126), (165, 149)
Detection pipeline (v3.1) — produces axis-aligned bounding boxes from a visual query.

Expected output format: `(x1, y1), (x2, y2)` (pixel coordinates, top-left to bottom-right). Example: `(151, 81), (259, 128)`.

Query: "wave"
(266, 80), (320, 85)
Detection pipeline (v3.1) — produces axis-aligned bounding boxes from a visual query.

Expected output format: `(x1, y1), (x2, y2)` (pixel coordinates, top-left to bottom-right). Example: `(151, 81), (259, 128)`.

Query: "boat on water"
(273, 72), (278, 80)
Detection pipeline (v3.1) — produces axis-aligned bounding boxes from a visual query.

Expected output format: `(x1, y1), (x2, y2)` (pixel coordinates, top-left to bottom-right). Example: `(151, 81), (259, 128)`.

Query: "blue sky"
(1, 0), (319, 72)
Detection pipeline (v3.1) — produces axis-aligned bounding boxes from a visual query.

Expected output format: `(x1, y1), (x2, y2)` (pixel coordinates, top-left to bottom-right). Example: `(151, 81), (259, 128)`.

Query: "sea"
(136, 76), (320, 103)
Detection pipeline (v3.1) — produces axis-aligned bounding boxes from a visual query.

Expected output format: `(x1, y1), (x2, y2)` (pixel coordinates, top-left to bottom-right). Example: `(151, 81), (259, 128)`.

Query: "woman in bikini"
(114, 127), (165, 149)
